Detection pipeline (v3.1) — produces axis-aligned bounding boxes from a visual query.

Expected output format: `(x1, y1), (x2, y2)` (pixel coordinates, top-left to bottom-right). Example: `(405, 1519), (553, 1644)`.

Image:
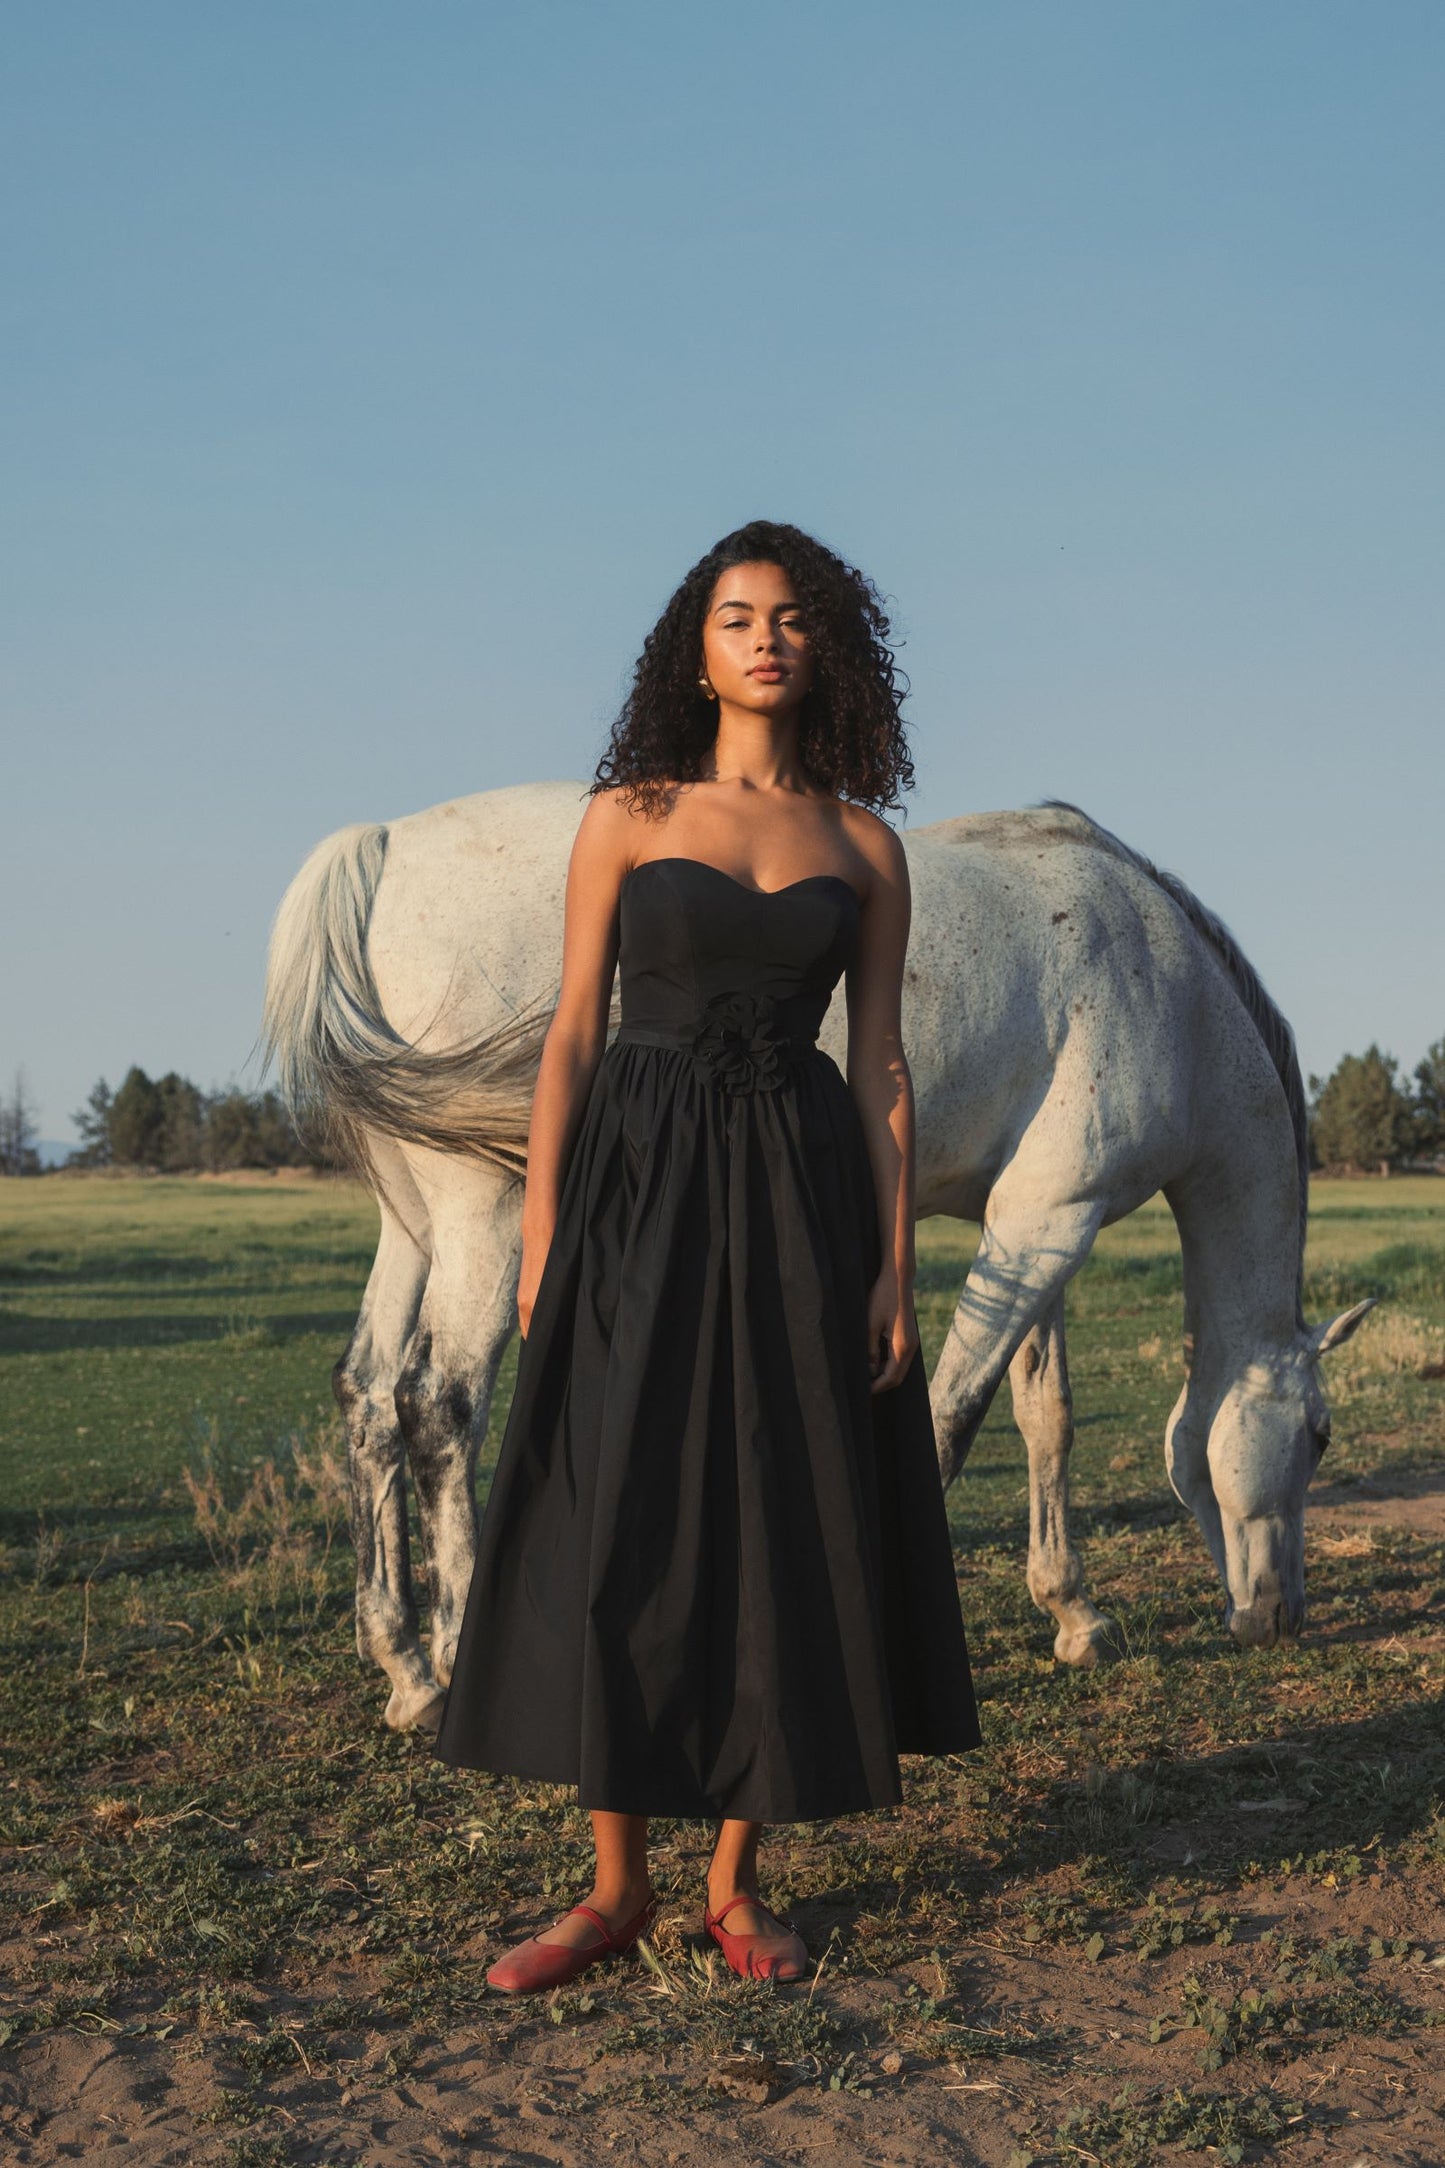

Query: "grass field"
(1, 1172), (1442, 2166)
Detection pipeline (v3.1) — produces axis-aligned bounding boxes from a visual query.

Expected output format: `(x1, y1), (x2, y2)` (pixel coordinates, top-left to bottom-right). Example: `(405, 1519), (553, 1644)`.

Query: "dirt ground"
(1306, 1467), (1445, 1545)
(4, 1877), (1442, 2167)
(4, 1472), (1444, 2168)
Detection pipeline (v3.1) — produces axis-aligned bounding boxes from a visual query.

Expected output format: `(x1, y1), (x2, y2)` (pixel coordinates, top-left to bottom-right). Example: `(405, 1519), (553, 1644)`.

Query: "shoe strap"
(565, 1896), (655, 1948)
(709, 1893), (786, 1933)
(564, 1902), (616, 1945)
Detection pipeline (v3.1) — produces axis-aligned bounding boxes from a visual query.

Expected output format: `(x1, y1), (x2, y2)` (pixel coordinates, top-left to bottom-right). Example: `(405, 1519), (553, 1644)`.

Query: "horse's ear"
(1311, 1298), (1378, 1355)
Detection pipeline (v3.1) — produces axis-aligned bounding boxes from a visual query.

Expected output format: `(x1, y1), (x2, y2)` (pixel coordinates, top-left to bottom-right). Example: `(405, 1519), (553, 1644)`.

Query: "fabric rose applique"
(690, 989), (795, 1094)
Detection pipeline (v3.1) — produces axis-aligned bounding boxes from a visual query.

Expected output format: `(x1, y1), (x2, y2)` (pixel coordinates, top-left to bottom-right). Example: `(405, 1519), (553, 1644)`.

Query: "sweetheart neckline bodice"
(615, 851), (857, 1068)
(622, 856), (863, 907)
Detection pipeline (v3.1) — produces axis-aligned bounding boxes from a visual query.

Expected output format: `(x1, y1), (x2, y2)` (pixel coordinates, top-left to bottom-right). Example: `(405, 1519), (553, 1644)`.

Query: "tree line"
(0, 1065), (329, 1175)
(68, 1069), (329, 1172)
(1308, 1037), (1445, 1174)
(3, 1035), (1444, 1178)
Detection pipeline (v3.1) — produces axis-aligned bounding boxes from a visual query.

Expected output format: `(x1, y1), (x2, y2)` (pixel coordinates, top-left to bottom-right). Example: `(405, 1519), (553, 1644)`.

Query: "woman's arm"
(516, 795), (631, 1337)
(843, 822), (921, 1392)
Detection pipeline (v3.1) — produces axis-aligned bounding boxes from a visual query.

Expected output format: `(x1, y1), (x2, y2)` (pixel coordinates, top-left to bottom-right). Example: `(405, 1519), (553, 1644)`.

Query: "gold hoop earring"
(698, 674), (717, 701)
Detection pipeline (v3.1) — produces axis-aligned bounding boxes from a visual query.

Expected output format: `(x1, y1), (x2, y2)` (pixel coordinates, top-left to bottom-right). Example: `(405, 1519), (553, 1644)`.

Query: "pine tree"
(108, 1068), (166, 1167)
(0, 1068), (41, 1176)
(1308, 1045), (1413, 1172)
(1410, 1036), (1445, 1159)
(70, 1079), (115, 1167)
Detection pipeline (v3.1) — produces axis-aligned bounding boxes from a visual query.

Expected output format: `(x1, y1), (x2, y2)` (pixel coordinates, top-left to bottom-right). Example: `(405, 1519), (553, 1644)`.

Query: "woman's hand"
(867, 1269), (919, 1393)
(517, 1224), (553, 1342)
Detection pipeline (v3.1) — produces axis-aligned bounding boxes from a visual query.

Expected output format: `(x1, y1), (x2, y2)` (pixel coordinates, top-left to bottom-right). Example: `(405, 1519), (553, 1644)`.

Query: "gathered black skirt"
(431, 1034), (981, 1821)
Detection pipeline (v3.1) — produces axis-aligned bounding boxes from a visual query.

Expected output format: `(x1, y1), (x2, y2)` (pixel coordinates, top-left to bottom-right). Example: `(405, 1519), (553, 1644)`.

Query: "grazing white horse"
(262, 781), (1371, 1731)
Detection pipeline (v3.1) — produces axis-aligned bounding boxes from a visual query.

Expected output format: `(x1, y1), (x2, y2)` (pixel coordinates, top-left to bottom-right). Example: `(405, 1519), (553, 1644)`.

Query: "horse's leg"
(930, 1177), (1105, 1488)
(331, 1134), (439, 1731)
(392, 1147), (523, 1694)
(1152, 1199), (1231, 1590)
(1009, 1295), (1120, 1667)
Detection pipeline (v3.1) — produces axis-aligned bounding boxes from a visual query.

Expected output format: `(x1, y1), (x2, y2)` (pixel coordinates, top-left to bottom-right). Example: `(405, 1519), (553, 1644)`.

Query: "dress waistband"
(614, 989), (821, 1094)
(615, 1024), (819, 1055)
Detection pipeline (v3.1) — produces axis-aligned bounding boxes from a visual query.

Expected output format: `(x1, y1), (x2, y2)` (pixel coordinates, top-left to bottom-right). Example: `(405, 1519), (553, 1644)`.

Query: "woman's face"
(700, 560), (813, 717)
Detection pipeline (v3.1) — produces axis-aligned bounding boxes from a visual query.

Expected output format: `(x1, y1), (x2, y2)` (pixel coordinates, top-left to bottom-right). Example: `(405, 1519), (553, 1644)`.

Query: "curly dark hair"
(590, 519), (915, 820)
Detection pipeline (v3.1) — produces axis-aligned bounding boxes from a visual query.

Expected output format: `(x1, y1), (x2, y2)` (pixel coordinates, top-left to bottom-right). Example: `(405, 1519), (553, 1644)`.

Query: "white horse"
(261, 781), (1372, 1731)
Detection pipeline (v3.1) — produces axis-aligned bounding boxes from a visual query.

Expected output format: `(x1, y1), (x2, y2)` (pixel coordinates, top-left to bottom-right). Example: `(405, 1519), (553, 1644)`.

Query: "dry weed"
(1312, 1529), (1381, 1558)
(1328, 1309), (1445, 1398)
(289, 1422), (351, 1557)
(91, 1797), (141, 1838)
(181, 1417), (350, 1619)
(31, 1513), (67, 1586)
(1135, 1332), (1181, 1377)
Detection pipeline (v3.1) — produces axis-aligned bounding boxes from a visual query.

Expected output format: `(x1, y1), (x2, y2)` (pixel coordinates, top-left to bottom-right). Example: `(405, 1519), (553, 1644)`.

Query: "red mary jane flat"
(703, 1893), (809, 1982)
(485, 1891), (661, 1994)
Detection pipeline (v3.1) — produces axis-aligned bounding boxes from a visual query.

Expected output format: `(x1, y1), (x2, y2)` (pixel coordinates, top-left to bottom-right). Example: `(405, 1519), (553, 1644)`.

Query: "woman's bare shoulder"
(837, 802), (909, 893)
(571, 783), (685, 879)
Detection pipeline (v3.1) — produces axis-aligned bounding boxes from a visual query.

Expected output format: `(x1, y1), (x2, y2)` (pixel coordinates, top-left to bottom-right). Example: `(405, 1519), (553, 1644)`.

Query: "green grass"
(1, 1169), (1442, 2155)
(3, 1170), (1439, 1528)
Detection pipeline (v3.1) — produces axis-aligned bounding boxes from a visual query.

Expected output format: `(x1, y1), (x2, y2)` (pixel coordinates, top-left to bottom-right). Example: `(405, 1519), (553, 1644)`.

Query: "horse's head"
(1189, 1298), (1376, 1646)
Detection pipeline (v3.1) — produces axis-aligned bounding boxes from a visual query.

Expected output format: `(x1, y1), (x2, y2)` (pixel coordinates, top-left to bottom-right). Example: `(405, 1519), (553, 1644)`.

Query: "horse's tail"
(1038, 799), (1310, 1318)
(259, 821), (554, 1189)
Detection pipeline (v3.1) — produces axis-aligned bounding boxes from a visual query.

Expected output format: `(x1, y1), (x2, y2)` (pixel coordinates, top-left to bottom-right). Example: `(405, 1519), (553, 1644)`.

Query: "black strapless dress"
(432, 856), (981, 1821)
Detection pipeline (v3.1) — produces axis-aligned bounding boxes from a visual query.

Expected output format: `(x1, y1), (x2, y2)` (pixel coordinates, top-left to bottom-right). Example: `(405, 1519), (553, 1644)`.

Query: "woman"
(432, 518), (980, 1991)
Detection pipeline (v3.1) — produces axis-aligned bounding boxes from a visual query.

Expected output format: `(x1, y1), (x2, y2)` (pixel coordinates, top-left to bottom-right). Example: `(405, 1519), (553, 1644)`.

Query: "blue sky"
(4, 2), (1442, 1142)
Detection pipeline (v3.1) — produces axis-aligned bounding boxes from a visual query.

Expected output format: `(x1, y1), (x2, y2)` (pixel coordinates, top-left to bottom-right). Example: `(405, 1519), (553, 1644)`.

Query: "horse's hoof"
(384, 1681), (446, 1733)
(1227, 1600), (1301, 1650)
(1053, 1615), (1123, 1668)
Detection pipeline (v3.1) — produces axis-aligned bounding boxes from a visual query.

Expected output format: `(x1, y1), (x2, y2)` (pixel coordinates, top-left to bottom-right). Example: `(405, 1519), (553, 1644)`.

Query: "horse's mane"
(1035, 800), (1310, 1323)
